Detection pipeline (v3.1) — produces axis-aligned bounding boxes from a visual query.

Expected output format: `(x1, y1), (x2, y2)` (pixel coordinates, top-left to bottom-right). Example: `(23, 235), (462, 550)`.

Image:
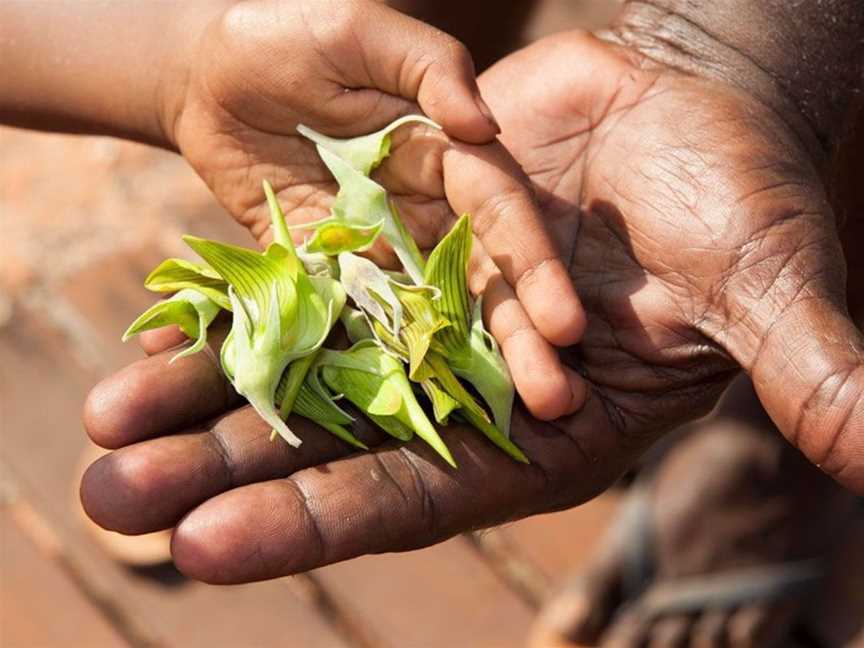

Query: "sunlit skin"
(167, 0), (588, 419)
(80, 30), (863, 585)
(0, 0), (587, 422)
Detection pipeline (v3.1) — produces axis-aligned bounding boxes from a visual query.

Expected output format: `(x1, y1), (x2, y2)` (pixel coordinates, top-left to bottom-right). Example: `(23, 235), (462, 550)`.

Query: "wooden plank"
(0, 267), (352, 648)
(0, 505), (130, 648)
(312, 537), (535, 648)
(497, 495), (620, 590)
(467, 494), (621, 608)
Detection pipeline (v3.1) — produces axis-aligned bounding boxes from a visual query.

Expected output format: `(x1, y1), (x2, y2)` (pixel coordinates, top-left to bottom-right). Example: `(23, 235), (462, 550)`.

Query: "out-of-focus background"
(1, 1), (862, 647)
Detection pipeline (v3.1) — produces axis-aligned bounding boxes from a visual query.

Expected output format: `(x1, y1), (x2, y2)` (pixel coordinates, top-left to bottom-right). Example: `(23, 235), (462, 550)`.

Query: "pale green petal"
(319, 343), (454, 465)
(412, 361), (460, 424)
(338, 252), (403, 334)
(123, 288), (220, 363)
(299, 250), (338, 278)
(317, 147), (426, 283)
(262, 180), (296, 255)
(297, 115), (440, 175)
(365, 414), (414, 442)
(423, 213), (471, 347)
(228, 287), (302, 447)
(340, 307), (374, 344)
(457, 297), (514, 435)
(276, 352), (318, 421)
(183, 236), (296, 332)
(306, 221), (383, 255)
(275, 358), (368, 450)
(423, 215), (515, 437)
(393, 285), (450, 378)
(144, 258), (231, 310)
(423, 352), (525, 463)
(292, 380), (354, 426)
(220, 328), (236, 381)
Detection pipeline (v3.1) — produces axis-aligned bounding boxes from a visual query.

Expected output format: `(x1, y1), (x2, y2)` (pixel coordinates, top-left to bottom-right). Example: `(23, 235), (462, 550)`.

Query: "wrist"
(153, 1), (235, 152)
(606, 1), (864, 163)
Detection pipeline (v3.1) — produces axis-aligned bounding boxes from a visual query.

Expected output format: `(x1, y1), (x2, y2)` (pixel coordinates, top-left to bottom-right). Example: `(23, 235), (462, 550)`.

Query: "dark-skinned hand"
(81, 31), (864, 585)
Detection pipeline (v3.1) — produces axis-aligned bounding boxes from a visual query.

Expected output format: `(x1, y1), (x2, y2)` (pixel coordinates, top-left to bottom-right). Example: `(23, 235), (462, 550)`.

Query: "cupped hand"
(480, 32), (864, 493)
(80, 29), (863, 586)
(167, 0), (586, 418)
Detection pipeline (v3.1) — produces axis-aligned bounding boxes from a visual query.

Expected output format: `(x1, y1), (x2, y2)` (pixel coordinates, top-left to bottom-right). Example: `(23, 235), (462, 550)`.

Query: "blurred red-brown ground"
(1, 2), (861, 647)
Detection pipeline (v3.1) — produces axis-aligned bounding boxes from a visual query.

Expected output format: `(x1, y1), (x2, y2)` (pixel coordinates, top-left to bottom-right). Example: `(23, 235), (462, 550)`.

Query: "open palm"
(481, 31), (863, 492)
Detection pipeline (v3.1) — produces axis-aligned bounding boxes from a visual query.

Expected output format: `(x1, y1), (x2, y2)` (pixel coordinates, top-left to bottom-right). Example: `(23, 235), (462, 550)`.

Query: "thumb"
(318, 1), (499, 143)
(728, 244), (864, 494)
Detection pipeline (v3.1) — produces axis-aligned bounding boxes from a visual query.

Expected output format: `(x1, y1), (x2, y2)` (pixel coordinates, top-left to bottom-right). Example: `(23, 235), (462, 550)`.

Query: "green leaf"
(319, 343), (455, 466)
(123, 288), (220, 363)
(144, 258), (231, 310)
(297, 114), (440, 175)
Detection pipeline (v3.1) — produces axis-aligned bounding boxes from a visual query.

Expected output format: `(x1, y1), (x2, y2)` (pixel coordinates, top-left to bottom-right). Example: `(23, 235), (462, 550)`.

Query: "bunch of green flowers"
(124, 117), (526, 467)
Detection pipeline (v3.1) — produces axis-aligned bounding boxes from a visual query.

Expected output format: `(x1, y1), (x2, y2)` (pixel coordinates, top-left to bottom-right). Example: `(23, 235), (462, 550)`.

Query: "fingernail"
(474, 94), (500, 134)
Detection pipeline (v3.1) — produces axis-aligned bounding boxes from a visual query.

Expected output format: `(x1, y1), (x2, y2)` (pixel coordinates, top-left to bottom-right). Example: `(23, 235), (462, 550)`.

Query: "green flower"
(424, 215), (515, 437)
(317, 342), (455, 467)
(143, 258), (231, 310)
(298, 114), (439, 175)
(274, 352), (368, 451)
(183, 181), (345, 447)
(122, 288), (220, 363)
(295, 116), (439, 283)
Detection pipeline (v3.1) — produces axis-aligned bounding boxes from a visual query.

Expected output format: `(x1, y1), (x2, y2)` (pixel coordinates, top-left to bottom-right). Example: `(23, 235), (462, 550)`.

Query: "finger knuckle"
(471, 187), (531, 238)
(798, 363), (864, 478)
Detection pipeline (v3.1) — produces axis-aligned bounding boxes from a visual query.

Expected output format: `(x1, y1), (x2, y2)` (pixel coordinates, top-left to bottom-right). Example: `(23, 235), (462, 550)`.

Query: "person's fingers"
(443, 141), (587, 347)
(599, 611), (649, 648)
(80, 406), (386, 535)
(729, 279), (864, 494)
(647, 616), (692, 648)
(137, 325), (187, 355)
(168, 398), (632, 584)
(375, 129), (588, 413)
(212, 1), (496, 142)
(725, 602), (799, 648)
(689, 609), (729, 648)
(319, 0), (499, 143)
(482, 263), (587, 420)
(380, 125), (588, 347)
(83, 327), (239, 449)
